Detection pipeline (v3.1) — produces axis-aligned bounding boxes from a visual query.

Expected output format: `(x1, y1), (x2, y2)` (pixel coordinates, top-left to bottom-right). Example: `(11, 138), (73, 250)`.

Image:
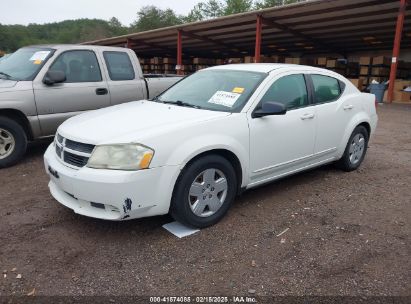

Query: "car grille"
(55, 134), (95, 169)
(64, 151), (89, 167)
(65, 139), (95, 154)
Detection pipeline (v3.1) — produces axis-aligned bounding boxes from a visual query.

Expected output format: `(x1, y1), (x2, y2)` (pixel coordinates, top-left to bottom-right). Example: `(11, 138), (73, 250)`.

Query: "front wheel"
(170, 155), (237, 228)
(0, 116), (28, 168)
(337, 125), (369, 172)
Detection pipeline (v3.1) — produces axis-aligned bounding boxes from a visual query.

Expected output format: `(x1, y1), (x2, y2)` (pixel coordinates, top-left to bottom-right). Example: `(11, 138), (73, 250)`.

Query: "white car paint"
(44, 64), (378, 221)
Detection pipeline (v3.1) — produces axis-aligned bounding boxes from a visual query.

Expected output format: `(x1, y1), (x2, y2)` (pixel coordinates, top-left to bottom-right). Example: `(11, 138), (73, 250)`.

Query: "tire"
(170, 154), (237, 228)
(337, 125), (369, 172)
(0, 116), (27, 168)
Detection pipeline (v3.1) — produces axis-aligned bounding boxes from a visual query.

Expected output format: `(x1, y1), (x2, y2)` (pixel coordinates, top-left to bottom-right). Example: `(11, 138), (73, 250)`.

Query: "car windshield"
(0, 47), (54, 81)
(156, 69), (267, 112)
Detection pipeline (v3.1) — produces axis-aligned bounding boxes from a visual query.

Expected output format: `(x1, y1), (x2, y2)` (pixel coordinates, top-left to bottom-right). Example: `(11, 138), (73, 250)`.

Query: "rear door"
(101, 50), (146, 105)
(33, 49), (110, 136)
(307, 73), (354, 159)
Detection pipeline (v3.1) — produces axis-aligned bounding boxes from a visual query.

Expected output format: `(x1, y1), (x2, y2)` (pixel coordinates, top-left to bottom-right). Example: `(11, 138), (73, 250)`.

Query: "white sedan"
(44, 64), (378, 228)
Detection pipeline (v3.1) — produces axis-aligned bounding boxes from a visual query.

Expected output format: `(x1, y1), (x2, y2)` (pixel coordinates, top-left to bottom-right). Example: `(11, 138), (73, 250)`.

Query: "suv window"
(49, 50), (102, 83)
(260, 74), (308, 110)
(311, 74), (341, 103)
(103, 51), (135, 81)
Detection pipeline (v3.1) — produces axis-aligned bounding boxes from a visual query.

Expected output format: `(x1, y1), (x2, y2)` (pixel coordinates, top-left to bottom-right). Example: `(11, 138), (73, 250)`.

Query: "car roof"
(24, 44), (128, 52)
(206, 63), (348, 79)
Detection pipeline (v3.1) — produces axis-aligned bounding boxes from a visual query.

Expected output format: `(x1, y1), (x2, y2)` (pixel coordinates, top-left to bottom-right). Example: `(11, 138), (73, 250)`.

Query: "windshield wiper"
(160, 100), (202, 109)
(0, 72), (14, 80)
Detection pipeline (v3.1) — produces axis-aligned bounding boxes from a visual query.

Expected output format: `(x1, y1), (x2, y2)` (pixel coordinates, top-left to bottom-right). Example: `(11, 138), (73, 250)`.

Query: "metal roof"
(84, 0), (410, 58)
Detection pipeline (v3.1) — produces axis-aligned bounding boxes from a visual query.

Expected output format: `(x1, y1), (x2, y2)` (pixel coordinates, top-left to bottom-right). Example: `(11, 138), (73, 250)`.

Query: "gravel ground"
(0, 103), (410, 298)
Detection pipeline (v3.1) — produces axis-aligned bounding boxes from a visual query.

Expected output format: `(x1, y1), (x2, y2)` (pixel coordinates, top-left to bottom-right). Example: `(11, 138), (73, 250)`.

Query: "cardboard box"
(163, 58), (176, 64)
(359, 56), (372, 65)
(372, 56), (391, 66)
(393, 80), (411, 91)
(244, 56), (254, 63)
(349, 78), (364, 90)
(326, 59), (345, 69)
(371, 67), (390, 76)
(384, 91), (411, 102)
(316, 57), (328, 66)
(360, 66), (369, 75)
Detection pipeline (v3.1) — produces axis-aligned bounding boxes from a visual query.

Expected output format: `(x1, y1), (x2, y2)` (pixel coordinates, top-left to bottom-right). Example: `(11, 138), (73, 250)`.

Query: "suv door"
(248, 73), (316, 185)
(307, 74), (352, 160)
(102, 50), (146, 105)
(33, 49), (110, 136)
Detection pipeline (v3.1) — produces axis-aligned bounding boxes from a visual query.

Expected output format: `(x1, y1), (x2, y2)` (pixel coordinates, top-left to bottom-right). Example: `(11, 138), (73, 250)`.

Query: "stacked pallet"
(383, 79), (411, 102)
(284, 57), (315, 65)
(326, 59), (347, 75)
(244, 55), (284, 63)
(138, 55), (411, 82)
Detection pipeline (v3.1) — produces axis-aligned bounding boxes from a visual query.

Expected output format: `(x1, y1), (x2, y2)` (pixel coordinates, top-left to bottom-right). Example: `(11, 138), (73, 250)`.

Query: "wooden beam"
(128, 39), (175, 54)
(180, 30), (240, 52)
(261, 16), (345, 56)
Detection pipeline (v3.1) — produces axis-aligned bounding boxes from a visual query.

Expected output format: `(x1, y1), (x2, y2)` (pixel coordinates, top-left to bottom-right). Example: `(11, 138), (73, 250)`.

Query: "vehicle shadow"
(61, 163), (342, 235)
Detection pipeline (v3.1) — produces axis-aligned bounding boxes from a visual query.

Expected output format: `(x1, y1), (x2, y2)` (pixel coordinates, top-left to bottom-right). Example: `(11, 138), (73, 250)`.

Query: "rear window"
(103, 51), (135, 81)
(311, 74), (342, 104)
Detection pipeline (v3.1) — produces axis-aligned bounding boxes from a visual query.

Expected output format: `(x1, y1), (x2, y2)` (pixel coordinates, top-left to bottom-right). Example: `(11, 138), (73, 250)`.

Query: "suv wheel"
(0, 116), (27, 168)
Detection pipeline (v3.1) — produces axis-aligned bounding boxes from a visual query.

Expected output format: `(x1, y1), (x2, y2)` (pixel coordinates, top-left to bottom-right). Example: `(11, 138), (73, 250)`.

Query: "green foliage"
(131, 6), (183, 31)
(255, 0), (303, 9)
(0, 19), (129, 52)
(0, 0), (304, 52)
(224, 0), (254, 15)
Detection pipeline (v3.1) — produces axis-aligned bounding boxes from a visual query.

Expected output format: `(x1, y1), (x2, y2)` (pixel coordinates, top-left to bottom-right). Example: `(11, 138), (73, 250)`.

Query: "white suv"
(44, 64), (378, 228)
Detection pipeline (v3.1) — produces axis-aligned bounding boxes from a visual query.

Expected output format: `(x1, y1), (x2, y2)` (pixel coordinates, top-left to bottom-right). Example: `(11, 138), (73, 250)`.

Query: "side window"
(259, 74), (308, 110)
(311, 74), (341, 104)
(49, 50), (102, 83)
(103, 51), (135, 81)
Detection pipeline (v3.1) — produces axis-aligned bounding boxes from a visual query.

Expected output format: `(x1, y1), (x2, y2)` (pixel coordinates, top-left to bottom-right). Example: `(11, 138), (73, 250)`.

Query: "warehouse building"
(85, 0), (410, 103)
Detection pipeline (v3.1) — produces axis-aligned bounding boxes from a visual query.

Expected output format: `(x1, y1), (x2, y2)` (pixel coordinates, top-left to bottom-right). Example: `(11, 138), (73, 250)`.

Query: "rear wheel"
(0, 116), (27, 168)
(337, 125), (369, 172)
(170, 155), (237, 228)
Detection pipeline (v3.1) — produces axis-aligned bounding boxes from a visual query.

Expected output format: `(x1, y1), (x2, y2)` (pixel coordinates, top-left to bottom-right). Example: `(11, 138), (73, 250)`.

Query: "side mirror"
(43, 70), (66, 85)
(252, 102), (287, 118)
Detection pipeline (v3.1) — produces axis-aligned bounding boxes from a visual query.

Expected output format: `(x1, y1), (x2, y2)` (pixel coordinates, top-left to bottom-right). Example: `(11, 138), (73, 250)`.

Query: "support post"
(387, 0), (407, 103)
(255, 15), (263, 63)
(177, 30), (183, 75)
(126, 38), (132, 49)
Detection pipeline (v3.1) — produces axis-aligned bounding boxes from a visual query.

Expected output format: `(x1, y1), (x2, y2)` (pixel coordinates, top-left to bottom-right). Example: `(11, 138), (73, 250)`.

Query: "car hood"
(0, 79), (18, 89)
(58, 100), (231, 145)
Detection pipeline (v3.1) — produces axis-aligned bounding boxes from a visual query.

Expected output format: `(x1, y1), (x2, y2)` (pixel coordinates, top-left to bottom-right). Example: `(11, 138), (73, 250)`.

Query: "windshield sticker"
(29, 51), (50, 62)
(33, 60), (42, 65)
(232, 87), (245, 94)
(208, 91), (241, 107)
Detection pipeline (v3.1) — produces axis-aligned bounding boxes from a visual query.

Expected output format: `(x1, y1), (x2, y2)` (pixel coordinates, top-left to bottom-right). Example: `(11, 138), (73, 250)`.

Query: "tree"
(224, 0), (253, 15)
(131, 6), (182, 31)
(185, 1), (225, 22)
(255, 0), (304, 9)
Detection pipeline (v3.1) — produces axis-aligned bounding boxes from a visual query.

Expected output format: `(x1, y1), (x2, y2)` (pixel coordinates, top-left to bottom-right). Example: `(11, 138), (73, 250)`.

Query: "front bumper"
(44, 144), (179, 220)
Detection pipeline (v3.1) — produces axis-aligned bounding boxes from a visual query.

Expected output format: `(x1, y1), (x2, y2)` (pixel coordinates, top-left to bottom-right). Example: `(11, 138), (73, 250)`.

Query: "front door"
(33, 49), (110, 136)
(248, 73), (316, 186)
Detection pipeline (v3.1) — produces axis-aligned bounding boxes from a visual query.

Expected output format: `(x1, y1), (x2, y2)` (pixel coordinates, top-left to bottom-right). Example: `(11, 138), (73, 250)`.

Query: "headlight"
(86, 144), (154, 171)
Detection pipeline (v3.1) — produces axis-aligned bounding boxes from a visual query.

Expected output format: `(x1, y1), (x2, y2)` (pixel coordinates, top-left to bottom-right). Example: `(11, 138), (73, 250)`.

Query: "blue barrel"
(368, 83), (387, 103)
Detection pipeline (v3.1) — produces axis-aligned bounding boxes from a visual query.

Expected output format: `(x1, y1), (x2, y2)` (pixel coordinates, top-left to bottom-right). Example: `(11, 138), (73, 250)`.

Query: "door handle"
(344, 105), (354, 110)
(95, 88), (108, 95)
(300, 113), (315, 120)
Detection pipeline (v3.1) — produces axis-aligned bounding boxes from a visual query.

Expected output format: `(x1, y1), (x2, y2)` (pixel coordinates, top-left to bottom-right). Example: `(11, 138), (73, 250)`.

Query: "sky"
(0, 0), (204, 26)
